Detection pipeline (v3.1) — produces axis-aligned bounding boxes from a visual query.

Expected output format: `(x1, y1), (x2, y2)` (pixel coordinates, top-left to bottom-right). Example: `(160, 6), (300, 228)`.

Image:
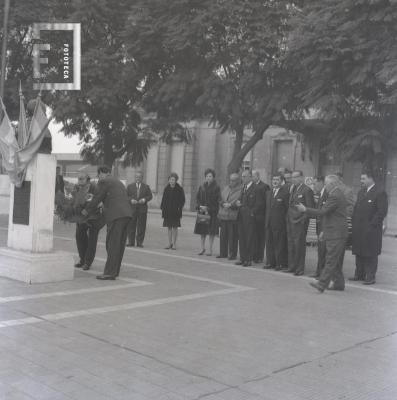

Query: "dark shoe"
(348, 276), (362, 281)
(244, 261), (252, 267)
(253, 259), (263, 264)
(363, 280), (376, 285)
(216, 255), (226, 259)
(275, 266), (283, 271)
(198, 250), (205, 255)
(263, 265), (274, 269)
(294, 271), (304, 276)
(171, 246), (177, 250)
(309, 282), (324, 293)
(235, 261), (244, 265)
(310, 273), (320, 278)
(74, 262), (83, 268)
(206, 252), (212, 256)
(137, 244), (144, 248)
(164, 245), (172, 249)
(96, 275), (116, 280)
(126, 243), (135, 247)
(228, 256), (236, 261)
(282, 269), (295, 273)
(82, 264), (90, 271)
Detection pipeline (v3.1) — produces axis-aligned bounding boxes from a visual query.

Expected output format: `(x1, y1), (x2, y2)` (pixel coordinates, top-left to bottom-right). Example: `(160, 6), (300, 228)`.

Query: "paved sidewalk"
(0, 214), (396, 400)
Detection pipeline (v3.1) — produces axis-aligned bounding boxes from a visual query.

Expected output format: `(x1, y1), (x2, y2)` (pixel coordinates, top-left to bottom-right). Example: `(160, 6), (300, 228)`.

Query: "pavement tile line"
(0, 287), (254, 329)
(53, 234), (397, 296)
(0, 280), (152, 303)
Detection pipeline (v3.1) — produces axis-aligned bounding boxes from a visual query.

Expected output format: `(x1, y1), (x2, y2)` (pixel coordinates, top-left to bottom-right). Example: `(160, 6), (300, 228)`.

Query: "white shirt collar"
(246, 181), (253, 190)
(320, 188), (325, 197)
(367, 184), (375, 192)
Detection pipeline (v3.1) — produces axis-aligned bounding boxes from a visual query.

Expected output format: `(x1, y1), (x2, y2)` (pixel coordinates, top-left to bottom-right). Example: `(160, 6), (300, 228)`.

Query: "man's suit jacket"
(238, 183), (258, 219)
(126, 182), (153, 214)
(267, 186), (289, 230)
(254, 181), (270, 221)
(304, 187), (348, 240)
(288, 183), (315, 224)
(86, 176), (132, 224)
(352, 185), (388, 256)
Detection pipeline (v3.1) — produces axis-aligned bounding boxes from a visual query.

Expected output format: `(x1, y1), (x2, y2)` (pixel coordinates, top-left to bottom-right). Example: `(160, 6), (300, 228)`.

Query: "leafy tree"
(1, 0), (150, 167)
(126, 0), (297, 175)
(287, 0), (397, 182)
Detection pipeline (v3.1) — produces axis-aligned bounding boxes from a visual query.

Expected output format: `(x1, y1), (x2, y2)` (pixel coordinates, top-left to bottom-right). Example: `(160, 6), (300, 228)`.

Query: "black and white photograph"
(0, 1), (396, 399)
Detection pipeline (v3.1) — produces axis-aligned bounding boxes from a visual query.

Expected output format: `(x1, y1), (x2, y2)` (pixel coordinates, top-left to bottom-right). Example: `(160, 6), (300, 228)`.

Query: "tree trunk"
(227, 127), (267, 176)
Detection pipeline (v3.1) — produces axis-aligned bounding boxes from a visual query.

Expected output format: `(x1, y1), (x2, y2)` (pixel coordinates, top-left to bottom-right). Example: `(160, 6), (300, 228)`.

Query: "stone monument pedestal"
(0, 154), (74, 284)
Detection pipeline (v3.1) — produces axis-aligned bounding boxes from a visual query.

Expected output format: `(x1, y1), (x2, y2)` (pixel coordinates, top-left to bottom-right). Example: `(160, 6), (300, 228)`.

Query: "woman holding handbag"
(194, 168), (221, 256)
(160, 173), (185, 250)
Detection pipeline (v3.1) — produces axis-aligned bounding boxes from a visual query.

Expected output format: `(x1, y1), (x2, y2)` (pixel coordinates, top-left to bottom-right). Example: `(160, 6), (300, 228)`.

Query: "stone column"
(0, 154), (74, 283)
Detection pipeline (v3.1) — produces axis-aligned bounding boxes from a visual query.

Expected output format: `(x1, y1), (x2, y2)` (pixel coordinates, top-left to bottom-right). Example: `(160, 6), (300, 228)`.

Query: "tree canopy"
(287, 0), (397, 180)
(126, 0), (297, 173)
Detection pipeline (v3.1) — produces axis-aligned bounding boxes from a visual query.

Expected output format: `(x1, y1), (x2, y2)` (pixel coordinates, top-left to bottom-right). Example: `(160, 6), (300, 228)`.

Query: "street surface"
(0, 212), (396, 400)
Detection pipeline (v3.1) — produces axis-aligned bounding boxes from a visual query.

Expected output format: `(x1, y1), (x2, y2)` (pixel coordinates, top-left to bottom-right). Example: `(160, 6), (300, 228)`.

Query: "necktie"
(137, 183), (140, 198)
(273, 188), (277, 197)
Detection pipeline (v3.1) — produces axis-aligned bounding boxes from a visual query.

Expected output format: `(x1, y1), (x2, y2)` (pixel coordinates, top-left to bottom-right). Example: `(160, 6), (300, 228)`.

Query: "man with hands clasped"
(296, 175), (348, 293)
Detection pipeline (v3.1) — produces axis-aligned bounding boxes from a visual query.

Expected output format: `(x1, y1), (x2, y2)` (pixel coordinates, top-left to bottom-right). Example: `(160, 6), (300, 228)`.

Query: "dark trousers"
(238, 214), (255, 262)
(75, 222), (100, 266)
(318, 238), (346, 290)
(316, 238), (326, 276)
(355, 255), (378, 282)
(287, 219), (309, 273)
(253, 219), (266, 262)
(128, 212), (147, 245)
(104, 217), (131, 277)
(219, 220), (238, 258)
(266, 226), (288, 268)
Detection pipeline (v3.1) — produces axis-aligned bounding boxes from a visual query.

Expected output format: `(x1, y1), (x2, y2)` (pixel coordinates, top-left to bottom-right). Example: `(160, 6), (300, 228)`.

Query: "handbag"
(196, 212), (211, 225)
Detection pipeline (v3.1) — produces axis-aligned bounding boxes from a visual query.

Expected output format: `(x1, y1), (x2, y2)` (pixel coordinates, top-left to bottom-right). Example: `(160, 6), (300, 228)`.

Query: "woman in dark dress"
(160, 173), (186, 250)
(194, 168), (221, 256)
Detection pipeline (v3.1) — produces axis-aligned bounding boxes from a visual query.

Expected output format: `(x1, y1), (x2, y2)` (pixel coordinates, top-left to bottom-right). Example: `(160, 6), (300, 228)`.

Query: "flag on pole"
(0, 97), (19, 176)
(17, 81), (28, 148)
(17, 96), (52, 170)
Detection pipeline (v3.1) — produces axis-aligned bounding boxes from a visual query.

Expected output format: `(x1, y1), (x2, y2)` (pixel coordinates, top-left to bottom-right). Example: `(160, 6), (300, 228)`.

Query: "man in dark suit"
(297, 175), (348, 292)
(252, 170), (270, 263)
(311, 176), (327, 278)
(55, 166), (65, 194)
(236, 170), (259, 267)
(350, 171), (388, 285)
(265, 174), (289, 270)
(83, 165), (132, 280)
(126, 171), (153, 247)
(285, 170), (315, 275)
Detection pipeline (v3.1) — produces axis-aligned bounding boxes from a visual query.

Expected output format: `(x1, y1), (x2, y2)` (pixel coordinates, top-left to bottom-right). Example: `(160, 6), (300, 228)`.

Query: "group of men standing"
(219, 168), (388, 291)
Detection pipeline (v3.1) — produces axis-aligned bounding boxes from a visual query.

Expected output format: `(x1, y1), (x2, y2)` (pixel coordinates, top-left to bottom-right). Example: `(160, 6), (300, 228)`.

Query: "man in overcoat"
(350, 172), (388, 284)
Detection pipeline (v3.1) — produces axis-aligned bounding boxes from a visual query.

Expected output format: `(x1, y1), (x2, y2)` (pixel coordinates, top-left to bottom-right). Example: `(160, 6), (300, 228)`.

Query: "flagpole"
(0, 0), (11, 100)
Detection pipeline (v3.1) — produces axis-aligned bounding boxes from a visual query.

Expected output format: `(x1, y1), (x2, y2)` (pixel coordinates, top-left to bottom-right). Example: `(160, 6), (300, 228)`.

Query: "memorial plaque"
(13, 182), (31, 225)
